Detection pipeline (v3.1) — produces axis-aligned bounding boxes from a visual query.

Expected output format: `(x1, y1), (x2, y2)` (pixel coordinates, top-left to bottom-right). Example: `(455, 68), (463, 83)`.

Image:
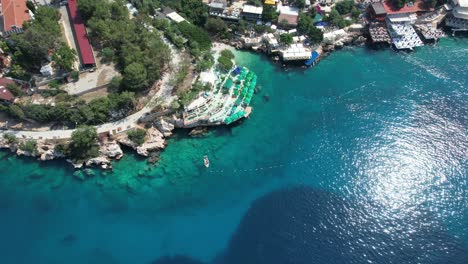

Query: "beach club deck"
(183, 66), (256, 127)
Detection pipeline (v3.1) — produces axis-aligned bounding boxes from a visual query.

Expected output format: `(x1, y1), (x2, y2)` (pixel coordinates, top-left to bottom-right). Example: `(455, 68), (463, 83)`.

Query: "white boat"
(204, 155), (210, 168)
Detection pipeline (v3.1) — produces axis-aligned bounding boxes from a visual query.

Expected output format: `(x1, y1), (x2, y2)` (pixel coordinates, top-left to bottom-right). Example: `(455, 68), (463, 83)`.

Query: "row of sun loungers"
(388, 23), (424, 50)
(369, 23), (391, 43)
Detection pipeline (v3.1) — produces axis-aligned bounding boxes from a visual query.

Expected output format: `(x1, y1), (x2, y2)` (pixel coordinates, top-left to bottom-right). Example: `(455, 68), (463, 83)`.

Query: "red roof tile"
(278, 13), (298, 26)
(67, 0), (95, 66)
(1, 0), (30, 32)
(0, 86), (14, 102)
(383, 0), (433, 15)
(0, 77), (15, 87)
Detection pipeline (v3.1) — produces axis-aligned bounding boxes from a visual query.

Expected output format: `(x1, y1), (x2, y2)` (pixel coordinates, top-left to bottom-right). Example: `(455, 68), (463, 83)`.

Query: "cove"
(0, 37), (467, 263)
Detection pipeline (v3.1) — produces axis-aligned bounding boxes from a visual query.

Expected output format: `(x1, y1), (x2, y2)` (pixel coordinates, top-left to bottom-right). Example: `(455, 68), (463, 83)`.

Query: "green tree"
(205, 17), (227, 34)
(8, 105), (25, 119)
(195, 52), (214, 72)
(53, 46), (77, 71)
(101, 47), (115, 62)
(262, 5), (278, 22)
(127, 128), (147, 146)
(335, 0), (355, 15)
(108, 76), (123, 91)
(177, 21), (212, 51)
(6, 83), (24, 97)
(280, 33), (293, 45)
(70, 125), (99, 160)
(9, 64), (27, 79)
(307, 25), (323, 43)
(298, 13), (323, 43)
(10, 6), (62, 70)
(123, 62), (148, 91)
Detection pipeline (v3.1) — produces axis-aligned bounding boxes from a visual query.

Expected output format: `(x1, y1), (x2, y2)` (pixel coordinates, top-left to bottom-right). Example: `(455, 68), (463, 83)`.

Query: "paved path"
(0, 41), (180, 140)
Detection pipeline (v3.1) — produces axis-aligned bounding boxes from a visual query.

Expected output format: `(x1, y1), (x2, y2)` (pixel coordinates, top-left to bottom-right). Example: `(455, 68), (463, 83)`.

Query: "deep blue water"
(0, 38), (467, 263)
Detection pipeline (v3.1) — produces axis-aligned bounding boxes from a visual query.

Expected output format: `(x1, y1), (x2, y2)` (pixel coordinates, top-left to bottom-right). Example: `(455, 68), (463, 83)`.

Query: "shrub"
(217, 56), (233, 72)
(220, 49), (234, 60)
(3, 133), (18, 145)
(70, 71), (79, 82)
(19, 139), (37, 154)
(6, 83), (25, 96)
(127, 128), (147, 146)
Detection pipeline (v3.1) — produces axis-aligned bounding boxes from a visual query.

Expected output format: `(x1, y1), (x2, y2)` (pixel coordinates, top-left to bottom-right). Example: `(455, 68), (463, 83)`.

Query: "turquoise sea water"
(0, 38), (467, 263)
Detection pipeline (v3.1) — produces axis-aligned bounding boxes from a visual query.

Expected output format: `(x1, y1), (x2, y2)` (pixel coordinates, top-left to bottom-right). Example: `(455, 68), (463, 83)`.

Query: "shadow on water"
(150, 256), (204, 264)
(153, 186), (467, 264)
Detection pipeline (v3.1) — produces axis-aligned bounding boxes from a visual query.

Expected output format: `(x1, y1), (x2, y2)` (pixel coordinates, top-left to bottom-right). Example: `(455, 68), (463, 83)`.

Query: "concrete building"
(241, 5), (263, 21)
(369, 2), (387, 21)
(446, 0), (468, 30)
(278, 6), (299, 27)
(452, 0), (468, 19)
(280, 43), (312, 61)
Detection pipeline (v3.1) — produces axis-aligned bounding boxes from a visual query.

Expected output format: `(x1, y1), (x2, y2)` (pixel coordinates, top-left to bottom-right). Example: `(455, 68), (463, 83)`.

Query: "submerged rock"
(73, 170), (86, 181)
(188, 127), (208, 137)
(60, 234), (77, 245)
(85, 156), (111, 169)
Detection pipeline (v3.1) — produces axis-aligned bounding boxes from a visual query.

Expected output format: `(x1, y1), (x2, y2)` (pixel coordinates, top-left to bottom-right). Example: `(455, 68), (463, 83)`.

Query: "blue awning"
(305, 51), (319, 66)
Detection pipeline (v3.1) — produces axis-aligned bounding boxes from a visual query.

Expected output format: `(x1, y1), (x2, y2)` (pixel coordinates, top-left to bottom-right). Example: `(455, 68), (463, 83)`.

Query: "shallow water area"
(0, 38), (467, 263)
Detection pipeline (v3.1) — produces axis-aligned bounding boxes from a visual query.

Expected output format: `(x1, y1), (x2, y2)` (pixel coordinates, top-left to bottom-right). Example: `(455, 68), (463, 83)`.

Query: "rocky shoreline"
(0, 32), (369, 171)
(223, 28), (369, 66)
(0, 115), (178, 171)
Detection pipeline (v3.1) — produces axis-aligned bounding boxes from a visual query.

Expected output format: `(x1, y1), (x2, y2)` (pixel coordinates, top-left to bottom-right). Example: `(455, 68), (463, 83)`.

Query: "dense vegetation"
(280, 33), (293, 45)
(262, 5), (278, 22)
(78, 0), (170, 91)
(297, 13), (324, 43)
(177, 21), (212, 51)
(70, 126), (99, 160)
(8, 6), (74, 78)
(217, 49), (234, 73)
(1, 91), (136, 126)
(127, 128), (147, 145)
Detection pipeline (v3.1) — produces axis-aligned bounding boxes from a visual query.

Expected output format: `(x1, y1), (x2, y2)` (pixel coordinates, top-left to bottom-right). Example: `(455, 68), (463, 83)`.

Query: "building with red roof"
(0, 77), (15, 104)
(0, 0), (31, 35)
(67, 0), (96, 68)
(382, 0), (434, 15)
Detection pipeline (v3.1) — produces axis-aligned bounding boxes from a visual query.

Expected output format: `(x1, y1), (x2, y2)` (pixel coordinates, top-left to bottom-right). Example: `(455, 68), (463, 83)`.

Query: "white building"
(446, 0), (468, 29)
(241, 5), (263, 21)
(452, 0), (468, 20)
(280, 43), (311, 61)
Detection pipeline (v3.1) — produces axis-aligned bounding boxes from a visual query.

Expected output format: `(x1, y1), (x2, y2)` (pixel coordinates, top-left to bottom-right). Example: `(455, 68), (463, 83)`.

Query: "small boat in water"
(204, 155), (210, 168)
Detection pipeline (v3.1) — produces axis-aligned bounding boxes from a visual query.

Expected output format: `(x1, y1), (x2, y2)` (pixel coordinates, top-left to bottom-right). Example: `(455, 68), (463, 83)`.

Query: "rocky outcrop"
(36, 141), (66, 161)
(100, 140), (123, 160)
(136, 128), (166, 157)
(189, 127), (208, 137)
(85, 156), (112, 169)
(154, 117), (175, 137)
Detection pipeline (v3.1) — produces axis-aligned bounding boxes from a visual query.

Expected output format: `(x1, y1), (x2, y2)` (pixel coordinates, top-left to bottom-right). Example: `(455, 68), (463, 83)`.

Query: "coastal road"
(0, 40), (180, 140)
